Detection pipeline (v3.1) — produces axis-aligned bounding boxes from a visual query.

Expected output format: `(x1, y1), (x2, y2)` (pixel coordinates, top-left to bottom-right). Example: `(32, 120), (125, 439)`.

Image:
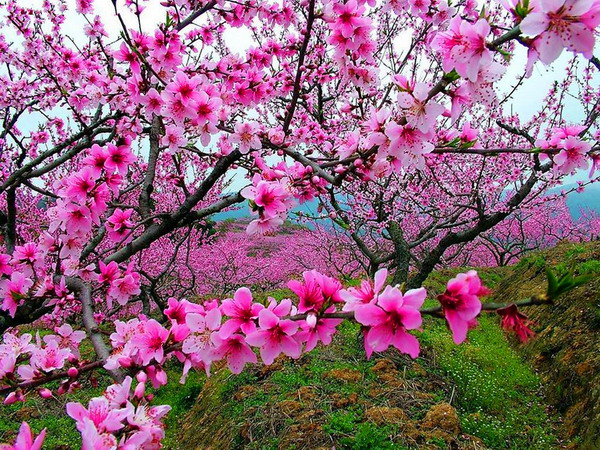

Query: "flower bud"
(67, 367), (79, 378)
(136, 371), (147, 383)
(4, 392), (19, 405)
(38, 388), (53, 399)
(306, 313), (317, 329)
(134, 382), (146, 399)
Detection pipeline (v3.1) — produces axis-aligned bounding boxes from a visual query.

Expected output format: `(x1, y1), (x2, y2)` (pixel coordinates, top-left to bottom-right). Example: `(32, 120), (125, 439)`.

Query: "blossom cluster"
(0, 267), (538, 448)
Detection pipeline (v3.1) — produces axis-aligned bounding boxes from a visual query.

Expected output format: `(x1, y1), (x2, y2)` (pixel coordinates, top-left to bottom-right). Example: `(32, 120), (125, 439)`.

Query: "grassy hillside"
(492, 241), (600, 449)
(174, 269), (563, 450)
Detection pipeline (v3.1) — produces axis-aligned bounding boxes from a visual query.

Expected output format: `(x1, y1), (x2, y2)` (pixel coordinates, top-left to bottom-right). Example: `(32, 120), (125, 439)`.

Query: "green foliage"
(324, 409), (363, 435)
(546, 267), (592, 300)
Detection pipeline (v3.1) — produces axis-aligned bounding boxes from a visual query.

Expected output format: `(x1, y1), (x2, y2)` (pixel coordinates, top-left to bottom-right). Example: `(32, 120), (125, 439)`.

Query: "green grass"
(419, 313), (558, 449)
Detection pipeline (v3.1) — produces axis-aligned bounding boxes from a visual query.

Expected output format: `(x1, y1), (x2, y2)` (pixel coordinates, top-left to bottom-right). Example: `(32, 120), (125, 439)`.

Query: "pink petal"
(392, 330), (420, 358)
(354, 304), (387, 326)
(258, 309), (279, 329)
(402, 287), (427, 309)
(366, 323), (393, 352)
(446, 310), (468, 344)
(399, 307), (422, 330)
(219, 319), (242, 339)
(373, 268), (388, 293)
(520, 13), (550, 37)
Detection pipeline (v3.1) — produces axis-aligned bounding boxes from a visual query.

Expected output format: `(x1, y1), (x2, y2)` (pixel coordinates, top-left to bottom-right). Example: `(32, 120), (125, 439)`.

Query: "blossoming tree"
(0, 0), (598, 447)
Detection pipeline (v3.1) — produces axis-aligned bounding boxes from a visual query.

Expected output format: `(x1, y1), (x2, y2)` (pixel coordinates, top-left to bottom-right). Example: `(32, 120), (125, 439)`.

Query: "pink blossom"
(288, 271), (325, 313)
(397, 83), (445, 133)
(104, 143), (136, 175)
(212, 334), (258, 374)
(437, 270), (488, 344)
(44, 324), (86, 357)
(241, 179), (291, 218)
(98, 261), (119, 284)
(245, 308), (301, 365)
(298, 308), (342, 352)
(106, 208), (135, 242)
(0, 272), (33, 317)
(161, 125), (187, 154)
(107, 271), (141, 307)
(0, 422), (45, 450)
(65, 168), (96, 202)
(431, 17), (492, 82)
(553, 136), (591, 174)
(355, 286), (425, 358)
(131, 319), (170, 365)
(230, 122), (262, 154)
(29, 340), (72, 372)
(57, 202), (93, 236)
(219, 287), (264, 338)
(140, 87), (164, 117)
(0, 254), (12, 276)
(340, 268), (388, 311)
(246, 214), (284, 235)
(181, 308), (222, 365)
(66, 397), (129, 433)
(497, 304), (536, 343)
(164, 298), (204, 325)
(520, 0), (600, 63)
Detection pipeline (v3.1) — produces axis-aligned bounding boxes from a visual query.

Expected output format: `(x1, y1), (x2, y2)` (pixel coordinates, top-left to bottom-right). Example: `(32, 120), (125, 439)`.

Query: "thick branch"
(62, 276), (124, 382)
(105, 150), (242, 264)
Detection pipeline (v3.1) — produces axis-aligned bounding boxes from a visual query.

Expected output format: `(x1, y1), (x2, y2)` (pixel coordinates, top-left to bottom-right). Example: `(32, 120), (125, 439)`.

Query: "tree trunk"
(388, 221), (410, 285)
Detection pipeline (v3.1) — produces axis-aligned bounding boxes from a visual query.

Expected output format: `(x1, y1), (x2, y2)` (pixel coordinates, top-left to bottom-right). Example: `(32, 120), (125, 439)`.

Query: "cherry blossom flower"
(0, 422), (46, 450)
(0, 273), (33, 317)
(497, 304), (536, 342)
(219, 287), (264, 338)
(520, 0), (600, 64)
(140, 88), (164, 117)
(355, 286), (425, 358)
(397, 83), (445, 133)
(0, 254), (12, 276)
(211, 334), (257, 374)
(105, 143), (136, 175)
(297, 307), (342, 352)
(131, 320), (170, 365)
(66, 397), (129, 433)
(106, 208), (135, 243)
(29, 340), (72, 372)
(553, 136), (591, 174)
(230, 122), (262, 154)
(161, 125), (187, 154)
(340, 268), (388, 311)
(245, 308), (301, 365)
(437, 271), (489, 344)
